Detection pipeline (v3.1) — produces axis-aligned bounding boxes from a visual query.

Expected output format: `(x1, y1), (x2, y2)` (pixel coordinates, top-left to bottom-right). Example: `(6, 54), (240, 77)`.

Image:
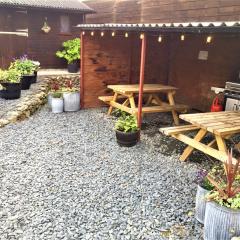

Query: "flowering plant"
(10, 55), (40, 75)
(207, 150), (240, 209)
(61, 80), (78, 92)
(0, 68), (21, 83)
(194, 169), (214, 191)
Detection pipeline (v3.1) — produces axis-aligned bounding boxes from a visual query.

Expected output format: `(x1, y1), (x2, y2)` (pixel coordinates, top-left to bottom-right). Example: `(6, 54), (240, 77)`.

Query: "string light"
(140, 33), (144, 39)
(101, 31), (104, 37)
(125, 32), (129, 38)
(111, 31), (115, 37)
(158, 35), (162, 42)
(82, 31), (85, 35)
(206, 35), (213, 44)
(181, 34), (185, 41)
(91, 31), (94, 36)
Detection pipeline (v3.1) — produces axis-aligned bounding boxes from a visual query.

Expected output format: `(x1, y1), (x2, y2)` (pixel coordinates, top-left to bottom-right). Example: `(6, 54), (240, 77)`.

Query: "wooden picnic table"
(99, 84), (188, 125)
(160, 111), (240, 164)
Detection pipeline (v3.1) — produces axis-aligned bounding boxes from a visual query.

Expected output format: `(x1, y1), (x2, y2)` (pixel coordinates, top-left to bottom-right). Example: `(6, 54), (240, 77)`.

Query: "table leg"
(107, 92), (118, 115)
(215, 135), (227, 153)
(179, 129), (207, 161)
(145, 94), (153, 106)
(167, 91), (179, 125)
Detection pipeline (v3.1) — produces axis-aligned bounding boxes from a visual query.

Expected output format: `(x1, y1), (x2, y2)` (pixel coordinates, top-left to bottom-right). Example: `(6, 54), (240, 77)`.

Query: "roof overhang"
(76, 22), (240, 33)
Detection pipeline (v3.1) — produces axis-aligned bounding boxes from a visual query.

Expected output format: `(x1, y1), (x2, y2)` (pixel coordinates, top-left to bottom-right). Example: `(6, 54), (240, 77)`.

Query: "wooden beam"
(80, 33), (84, 109)
(137, 34), (147, 129)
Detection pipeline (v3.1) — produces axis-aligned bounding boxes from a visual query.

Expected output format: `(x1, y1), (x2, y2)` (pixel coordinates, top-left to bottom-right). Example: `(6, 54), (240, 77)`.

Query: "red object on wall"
(211, 96), (223, 112)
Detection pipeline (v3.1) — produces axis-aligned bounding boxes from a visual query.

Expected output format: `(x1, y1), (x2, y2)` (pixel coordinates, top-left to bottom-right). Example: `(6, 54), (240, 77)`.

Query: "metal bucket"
(51, 98), (63, 113)
(204, 201), (240, 240)
(195, 185), (210, 224)
(63, 92), (80, 112)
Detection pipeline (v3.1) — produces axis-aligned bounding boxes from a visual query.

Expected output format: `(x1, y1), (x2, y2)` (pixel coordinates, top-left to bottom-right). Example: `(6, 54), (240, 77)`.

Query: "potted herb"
(194, 169), (214, 224)
(204, 151), (240, 240)
(0, 68), (21, 100)
(61, 80), (80, 112)
(56, 38), (80, 73)
(51, 92), (64, 113)
(32, 61), (41, 83)
(48, 83), (60, 109)
(115, 115), (139, 147)
(10, 57), (36, 90)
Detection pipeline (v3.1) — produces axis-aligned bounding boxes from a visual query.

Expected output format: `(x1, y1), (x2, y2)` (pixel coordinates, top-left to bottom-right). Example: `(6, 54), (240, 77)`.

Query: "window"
(60, 15), (71, 34)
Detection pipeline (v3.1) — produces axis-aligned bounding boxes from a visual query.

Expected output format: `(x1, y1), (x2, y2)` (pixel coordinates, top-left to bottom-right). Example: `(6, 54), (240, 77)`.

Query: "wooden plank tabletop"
(180, 111), (240, 136)
(107, 84), (177, 94)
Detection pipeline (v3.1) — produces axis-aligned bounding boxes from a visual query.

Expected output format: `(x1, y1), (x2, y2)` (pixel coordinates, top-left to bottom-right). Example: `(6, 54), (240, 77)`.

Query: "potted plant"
(10, 57), (36, 90)
(56, 38), (80, 73)
(115, 115), (139, 147)
(51, 92), (64, 113)
(48, 83), (60, 109)
(204, 150), (240, 240)
(194, 169), (214, 224)
(61, 80), (80, 112)
(0, 68), (21, 100)
(32, 61), (41, 83)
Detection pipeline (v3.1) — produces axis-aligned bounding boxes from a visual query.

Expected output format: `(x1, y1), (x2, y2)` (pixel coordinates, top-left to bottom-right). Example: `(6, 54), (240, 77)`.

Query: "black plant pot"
(115, 130), (140, 147)
(68, 62), (79, 73)
(31, 71), (38, 84)
(0, 82), (21, 100)
(21, 75), (34, 90)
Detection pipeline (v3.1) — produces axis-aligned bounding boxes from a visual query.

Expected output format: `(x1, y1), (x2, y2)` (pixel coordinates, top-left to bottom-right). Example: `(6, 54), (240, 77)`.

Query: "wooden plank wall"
(0, 9), (27, 69)
(81, 32), (240, 111)
(27, 10), (84, 68)
(86, 0), (240, 23)
(0, 8), (84, 69)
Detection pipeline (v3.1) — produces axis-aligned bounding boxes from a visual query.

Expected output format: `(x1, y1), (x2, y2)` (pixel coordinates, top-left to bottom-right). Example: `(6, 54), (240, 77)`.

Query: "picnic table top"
(180, 111), (240, 136)
(107, 84), (177, 94)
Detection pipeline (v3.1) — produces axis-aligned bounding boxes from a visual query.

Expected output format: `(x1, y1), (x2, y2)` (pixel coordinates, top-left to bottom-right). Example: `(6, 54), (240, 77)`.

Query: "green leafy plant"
(0, 68), (21, 83)
(207, 150), (240, 209)
(10, 59), (36, 75)
(52, 92), (63, 98)
(112, 109), (130, 118)
(115, 115), (139, 133)
(56, 38), (80, 64)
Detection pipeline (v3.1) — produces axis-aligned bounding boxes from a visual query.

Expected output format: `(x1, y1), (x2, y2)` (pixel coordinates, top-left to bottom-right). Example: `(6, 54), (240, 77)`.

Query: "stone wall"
(0, 74), (80, 128)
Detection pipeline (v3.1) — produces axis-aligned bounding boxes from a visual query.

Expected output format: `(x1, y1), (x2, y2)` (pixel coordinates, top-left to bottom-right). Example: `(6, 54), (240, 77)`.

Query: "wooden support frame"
(137, 34), (147, 129)
(80, 32), (84, 109)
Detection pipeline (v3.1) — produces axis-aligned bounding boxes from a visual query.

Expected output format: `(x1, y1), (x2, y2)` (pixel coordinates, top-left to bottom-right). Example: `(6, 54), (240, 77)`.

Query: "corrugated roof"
(76, 22), (240, 33)
(0, 0), (95, 13)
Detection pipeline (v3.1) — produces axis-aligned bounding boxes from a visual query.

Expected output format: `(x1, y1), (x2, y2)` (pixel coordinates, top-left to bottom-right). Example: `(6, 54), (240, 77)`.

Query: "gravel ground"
(0, 106), (224, 240)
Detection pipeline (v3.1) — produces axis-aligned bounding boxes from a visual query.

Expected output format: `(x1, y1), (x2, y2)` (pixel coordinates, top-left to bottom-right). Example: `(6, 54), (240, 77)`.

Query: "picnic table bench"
(160, 111), (240, 164)
(99, 84), (188, 125)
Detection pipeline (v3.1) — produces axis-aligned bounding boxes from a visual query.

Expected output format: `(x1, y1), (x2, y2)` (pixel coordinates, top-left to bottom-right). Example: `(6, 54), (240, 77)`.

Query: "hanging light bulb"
(158, 35), (162, 42)
(125, 32), (128, 38)
(112, 31), (115, 37)
(101, 31), (104, 37)
(91, 31), (94, 36)
(181, 34), (185, 41)
(82, 31), (85, 36)
(140, 33), (144, 39)
(206, 35), (213, 44)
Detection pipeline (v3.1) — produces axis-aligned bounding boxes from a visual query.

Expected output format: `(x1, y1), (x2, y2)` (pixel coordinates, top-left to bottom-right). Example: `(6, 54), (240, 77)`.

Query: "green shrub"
(0, 68), (21, 83)
(115, 115), (139, 133)
(56, 38), (80, 64)
(10, 59), (36, 75)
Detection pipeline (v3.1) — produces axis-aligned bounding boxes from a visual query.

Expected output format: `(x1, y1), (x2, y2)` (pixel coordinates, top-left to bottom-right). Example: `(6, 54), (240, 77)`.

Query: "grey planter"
(47, 94), (53, 109)
(51, 98), (63, 113)
(204, 201), (240, 240)
(63, 92), (80, 112)
(195, 185), (210, 224)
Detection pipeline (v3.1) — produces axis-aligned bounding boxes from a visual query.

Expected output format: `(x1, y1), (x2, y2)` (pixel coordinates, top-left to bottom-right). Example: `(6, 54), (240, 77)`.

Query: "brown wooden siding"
(81, 32), (240, 111)
(0, 8), (84, 69)
(86, 0), (240, 23)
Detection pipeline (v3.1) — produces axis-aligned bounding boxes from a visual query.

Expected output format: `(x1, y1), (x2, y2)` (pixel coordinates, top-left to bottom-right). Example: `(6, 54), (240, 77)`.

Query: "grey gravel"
(0, 106), (221, 240)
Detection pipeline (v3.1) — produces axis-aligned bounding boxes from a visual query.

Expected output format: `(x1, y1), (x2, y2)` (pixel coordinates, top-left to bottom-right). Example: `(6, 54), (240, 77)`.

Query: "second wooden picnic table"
(98, 84), (188, 125)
